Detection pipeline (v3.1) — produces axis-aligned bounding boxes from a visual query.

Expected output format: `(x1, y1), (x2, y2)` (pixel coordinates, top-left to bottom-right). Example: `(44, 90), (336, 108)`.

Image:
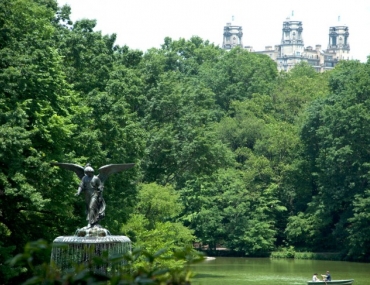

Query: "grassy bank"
(271, 248), (342, 260)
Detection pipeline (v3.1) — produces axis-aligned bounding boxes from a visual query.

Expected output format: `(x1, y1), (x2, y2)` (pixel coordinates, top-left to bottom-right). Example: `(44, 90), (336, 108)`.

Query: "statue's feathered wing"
(98, 163), (135, 183)
(51, 162), (85, 179)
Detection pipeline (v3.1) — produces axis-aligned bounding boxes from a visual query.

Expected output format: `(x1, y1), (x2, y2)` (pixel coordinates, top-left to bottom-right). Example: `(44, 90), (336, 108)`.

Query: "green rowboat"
(307, 280), (354, 285)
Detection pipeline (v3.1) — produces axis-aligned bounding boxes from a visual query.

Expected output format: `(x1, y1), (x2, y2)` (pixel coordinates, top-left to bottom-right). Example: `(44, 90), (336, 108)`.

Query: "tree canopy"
(2, 2), (370, 283)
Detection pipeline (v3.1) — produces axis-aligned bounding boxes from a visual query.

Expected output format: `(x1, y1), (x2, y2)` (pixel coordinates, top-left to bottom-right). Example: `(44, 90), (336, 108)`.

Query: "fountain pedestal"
(51, 225), (131, 274)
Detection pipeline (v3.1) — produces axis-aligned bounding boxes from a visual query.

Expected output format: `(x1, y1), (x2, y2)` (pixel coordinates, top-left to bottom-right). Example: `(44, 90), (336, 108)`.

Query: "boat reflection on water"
(307, 280), (354, 285)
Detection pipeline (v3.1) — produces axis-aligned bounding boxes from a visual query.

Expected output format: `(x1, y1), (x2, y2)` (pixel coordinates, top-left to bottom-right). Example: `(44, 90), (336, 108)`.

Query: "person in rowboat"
(322, 271), (331, 281)
(312, 273), (320, 282)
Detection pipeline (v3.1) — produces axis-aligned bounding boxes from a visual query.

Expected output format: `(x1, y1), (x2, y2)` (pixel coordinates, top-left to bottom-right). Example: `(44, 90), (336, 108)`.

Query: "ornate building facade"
(222, 18), (350, 72)
(222, 21), (243, 50)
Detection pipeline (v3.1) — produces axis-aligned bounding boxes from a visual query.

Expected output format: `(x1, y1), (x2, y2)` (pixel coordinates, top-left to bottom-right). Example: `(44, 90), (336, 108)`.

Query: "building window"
(331, 36), (337, 46)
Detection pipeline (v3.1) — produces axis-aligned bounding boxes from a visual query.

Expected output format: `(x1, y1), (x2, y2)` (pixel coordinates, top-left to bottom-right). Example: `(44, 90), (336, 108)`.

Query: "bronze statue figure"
(51, 162), (135, 228)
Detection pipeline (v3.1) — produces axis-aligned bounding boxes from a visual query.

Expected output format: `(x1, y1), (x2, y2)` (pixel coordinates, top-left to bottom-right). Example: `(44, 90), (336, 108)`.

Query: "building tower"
(221, 14), (352, 72)
(222, 19), (243, 50)
(277, 18), (305, 71)
(326, 25), (350, 60)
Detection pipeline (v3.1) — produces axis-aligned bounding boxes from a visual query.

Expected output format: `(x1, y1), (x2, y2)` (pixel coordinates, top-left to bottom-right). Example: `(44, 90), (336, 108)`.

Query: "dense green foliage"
(8, 239), (202, 284)
(121, 183), (195, 271)
(1, 0), (370, 283)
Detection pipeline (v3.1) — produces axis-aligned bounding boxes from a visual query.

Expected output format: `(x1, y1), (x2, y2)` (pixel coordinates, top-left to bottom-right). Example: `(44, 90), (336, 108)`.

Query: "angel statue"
(51, 162), (135, 228)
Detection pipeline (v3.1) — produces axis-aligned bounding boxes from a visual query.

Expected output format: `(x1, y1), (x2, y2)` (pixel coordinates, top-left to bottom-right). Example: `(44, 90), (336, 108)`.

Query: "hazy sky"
(57, 0), (370, 62)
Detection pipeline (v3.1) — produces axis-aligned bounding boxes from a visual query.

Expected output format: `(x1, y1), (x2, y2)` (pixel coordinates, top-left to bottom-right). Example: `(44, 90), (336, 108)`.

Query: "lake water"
(190, 257), (370, 285)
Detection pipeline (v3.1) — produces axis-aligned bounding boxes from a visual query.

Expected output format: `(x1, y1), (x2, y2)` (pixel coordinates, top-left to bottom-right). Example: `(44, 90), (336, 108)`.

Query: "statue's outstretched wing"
(51, 162), (85, 179)
(98, 163), (135, 183)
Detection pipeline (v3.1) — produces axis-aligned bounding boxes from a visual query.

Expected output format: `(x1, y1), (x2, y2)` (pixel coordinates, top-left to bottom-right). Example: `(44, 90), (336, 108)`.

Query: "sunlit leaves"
(121, 183), (195, 270)
(199, 47), (278, 111)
